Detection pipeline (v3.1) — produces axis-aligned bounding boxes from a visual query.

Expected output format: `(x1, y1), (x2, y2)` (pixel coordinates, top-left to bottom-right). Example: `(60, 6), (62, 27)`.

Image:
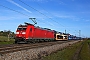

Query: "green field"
(0, 36), (15, 45)
(42, 40), (90, 60)
(80, 40), (90, 60)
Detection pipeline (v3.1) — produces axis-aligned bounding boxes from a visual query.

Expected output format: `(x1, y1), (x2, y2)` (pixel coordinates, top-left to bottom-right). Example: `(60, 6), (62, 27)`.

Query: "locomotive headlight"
(16, 32), (19, 34)
(22, 32), (26, 34)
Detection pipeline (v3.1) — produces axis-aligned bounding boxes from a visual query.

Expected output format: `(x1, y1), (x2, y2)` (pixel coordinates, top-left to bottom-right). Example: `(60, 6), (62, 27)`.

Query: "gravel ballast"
(0, 40), (81, 60)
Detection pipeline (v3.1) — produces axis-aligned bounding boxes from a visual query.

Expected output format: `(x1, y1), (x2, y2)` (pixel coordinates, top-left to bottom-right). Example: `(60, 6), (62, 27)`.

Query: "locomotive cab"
(15, 23), (35, 43)
(15, 25), (27, 43)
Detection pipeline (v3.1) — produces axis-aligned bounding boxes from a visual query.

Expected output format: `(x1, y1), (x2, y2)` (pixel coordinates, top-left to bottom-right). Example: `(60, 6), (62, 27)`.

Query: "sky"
(0, 0), (90, 38)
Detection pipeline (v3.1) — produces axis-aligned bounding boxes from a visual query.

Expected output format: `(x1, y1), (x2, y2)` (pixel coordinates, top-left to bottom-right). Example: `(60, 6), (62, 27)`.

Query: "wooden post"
(8, 34), (10, 41)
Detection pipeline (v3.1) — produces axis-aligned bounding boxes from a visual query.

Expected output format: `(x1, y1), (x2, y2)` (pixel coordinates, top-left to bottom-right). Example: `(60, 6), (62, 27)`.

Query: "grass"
(42, 40), (90, 60)
(43, 41), (83, 60)
(79, 40), (90, 60)
(0, 36), (15, 45)
(0, 41), (14, 45)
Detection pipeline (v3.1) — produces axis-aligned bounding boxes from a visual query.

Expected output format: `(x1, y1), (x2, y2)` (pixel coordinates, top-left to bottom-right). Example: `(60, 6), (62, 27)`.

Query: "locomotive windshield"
(17, 27), (26, 30)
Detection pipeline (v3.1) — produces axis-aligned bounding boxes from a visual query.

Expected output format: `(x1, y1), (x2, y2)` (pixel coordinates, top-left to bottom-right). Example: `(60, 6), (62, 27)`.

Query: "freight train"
(15, 22), (81, 43)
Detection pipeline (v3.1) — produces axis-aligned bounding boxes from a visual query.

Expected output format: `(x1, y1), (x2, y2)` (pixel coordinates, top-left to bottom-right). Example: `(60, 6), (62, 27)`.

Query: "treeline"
(0, 30), (15, 38)
(82, 38), (90, 40)
(87, 38), (90, 40)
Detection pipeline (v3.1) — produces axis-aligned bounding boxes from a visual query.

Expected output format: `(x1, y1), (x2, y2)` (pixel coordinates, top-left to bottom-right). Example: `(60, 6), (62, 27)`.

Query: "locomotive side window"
(30, 28), (32, 32)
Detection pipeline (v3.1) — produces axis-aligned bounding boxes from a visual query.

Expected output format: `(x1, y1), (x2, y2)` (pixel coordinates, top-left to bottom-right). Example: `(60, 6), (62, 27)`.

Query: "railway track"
(0, 41), (72, 54)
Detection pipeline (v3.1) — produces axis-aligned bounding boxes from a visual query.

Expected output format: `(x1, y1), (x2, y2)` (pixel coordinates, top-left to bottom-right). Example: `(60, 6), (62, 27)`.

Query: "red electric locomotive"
(15, 22), (55, 43)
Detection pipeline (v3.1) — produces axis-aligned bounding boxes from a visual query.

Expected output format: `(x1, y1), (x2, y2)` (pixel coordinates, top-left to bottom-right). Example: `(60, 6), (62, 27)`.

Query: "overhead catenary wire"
(36, 2), (69, 31)
(7, 0), (32, 14)
(36, 2), (72, 32)
(8, 0), (60, 28)
(19, 0), (65, 27)
(0, 4), (57, 28)
(0, 4), (30, 17)
(0, 1), (64, 31)
(36, 3), (65, 27)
